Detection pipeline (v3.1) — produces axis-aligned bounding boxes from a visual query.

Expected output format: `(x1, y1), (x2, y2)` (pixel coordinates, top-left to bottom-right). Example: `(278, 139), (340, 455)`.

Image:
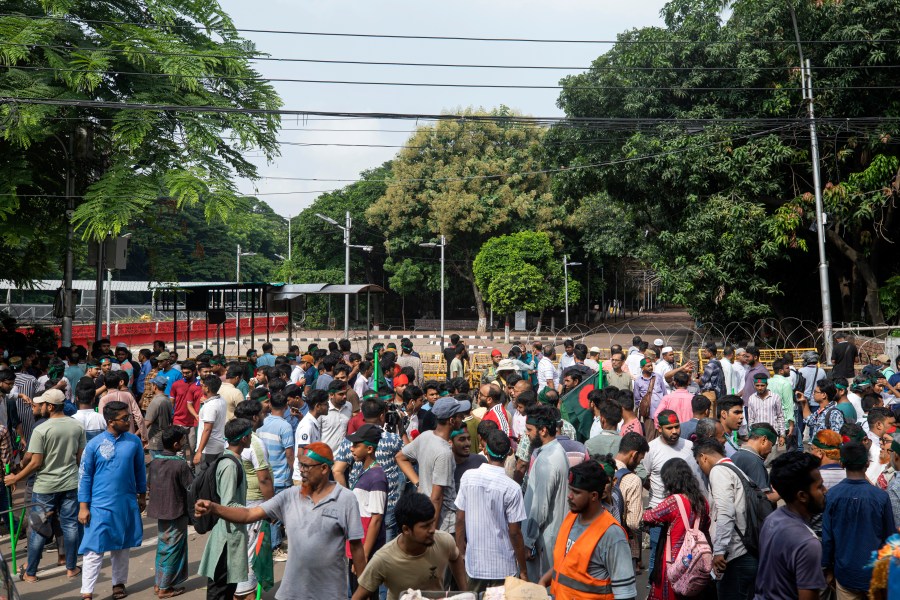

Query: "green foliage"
(0, 0), (282, 283)
(487, 265), (547, 316)
(880, 275), (900, 323)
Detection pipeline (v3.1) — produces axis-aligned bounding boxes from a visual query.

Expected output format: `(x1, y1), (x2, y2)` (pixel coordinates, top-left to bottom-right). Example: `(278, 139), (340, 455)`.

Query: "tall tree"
(366, 107), (562, 331)
(0, 0), (281, 284)
(548, 0), (900, 323)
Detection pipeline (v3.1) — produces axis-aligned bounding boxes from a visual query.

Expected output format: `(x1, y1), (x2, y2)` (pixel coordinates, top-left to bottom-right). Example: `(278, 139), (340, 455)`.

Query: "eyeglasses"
(298, 462), (325, 471)
(111, 415), (132, 423)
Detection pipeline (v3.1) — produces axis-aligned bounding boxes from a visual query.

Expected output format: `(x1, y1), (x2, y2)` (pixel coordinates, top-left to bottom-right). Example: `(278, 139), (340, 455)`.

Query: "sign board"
(87, 236), (129, 270)
(514, 310), (527, 331)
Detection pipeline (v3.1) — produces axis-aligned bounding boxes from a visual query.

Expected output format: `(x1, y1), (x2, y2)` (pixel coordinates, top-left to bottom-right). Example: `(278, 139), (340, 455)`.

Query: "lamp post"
(105, 233), (132, 336)
(419, 236), (446, 349)
(236, 244), (256, 351)
(563, 255), (582, 328)
(315, 212), (371, 339)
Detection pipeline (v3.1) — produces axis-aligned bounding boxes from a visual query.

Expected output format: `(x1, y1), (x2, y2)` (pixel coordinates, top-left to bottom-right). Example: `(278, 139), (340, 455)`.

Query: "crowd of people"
(1, 322), (900, 600)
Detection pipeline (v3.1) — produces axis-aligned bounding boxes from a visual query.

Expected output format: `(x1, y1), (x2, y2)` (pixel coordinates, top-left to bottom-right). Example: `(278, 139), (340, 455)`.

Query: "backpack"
(187, 453), (245, 534)
(793, 369), (807, 395)
(612, 467), (633, 535)
(665, 495), (713, 597)
(712, 462), (774, 557)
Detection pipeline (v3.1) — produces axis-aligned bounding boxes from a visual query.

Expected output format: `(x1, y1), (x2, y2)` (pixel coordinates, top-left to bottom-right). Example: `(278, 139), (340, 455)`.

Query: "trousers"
(81, 549), (130, 594)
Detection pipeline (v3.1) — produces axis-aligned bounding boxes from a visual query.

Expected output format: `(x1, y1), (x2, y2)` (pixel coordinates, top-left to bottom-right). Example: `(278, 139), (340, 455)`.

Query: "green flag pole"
(373, 348), (381, 391)
(5, 463), (17, 575)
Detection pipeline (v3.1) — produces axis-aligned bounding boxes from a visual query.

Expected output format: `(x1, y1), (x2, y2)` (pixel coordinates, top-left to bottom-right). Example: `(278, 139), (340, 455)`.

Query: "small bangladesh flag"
(561, 369), (603, 442)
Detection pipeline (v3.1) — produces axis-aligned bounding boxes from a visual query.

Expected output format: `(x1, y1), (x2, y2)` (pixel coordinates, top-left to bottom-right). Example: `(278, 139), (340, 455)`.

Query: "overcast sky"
(216, 0), (669, 218)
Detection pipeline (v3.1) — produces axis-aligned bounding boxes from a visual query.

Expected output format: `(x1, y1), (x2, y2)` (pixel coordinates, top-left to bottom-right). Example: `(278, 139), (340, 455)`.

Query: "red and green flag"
(561, 366), (603, 442)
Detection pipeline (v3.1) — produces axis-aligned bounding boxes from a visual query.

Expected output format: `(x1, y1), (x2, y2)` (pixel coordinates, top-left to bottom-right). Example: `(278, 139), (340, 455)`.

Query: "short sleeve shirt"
(197, 396), (226, 455)
(755, 506), (827, 599)
(261, 485), (362, 600)
(240, 433), (270, 502)
(358, 530), (459, 600)
(258, 415), (295, 486)
(27, 417), (86, 493)
(402, 431), (456, 532)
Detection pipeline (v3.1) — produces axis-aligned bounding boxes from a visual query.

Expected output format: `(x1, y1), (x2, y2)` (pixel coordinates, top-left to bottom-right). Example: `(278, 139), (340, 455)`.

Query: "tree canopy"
(0, 0), (281, 283)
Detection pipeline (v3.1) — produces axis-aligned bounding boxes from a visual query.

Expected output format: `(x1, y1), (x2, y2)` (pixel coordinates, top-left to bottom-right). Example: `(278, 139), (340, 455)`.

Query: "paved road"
(14, 510), (651, 599)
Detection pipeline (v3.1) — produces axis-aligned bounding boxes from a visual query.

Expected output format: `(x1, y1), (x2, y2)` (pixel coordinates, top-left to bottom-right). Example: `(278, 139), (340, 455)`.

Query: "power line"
(1, 124), (797, 200)
(2, 14), (897, 45)
(10, 65), (900, 92)
(11, 42), (900, 72)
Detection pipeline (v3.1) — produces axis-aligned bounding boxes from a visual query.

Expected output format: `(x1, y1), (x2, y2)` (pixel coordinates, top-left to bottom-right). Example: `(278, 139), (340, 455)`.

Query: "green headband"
(227, 428), (252, 443)
(751, 427), (777, 445)
(640, 358), (648, 367)
(439, 390), (451, 397)
(657, 413), (679, 427)
(306, 450), (334, 467)
(812, 437), (840, 451)
(568, 469), (605, 493)
(379, 393), (394, 402)
(834, 383), (847, 390)
(486, 445), (507, 460)
(601, 462), (615, 478)
(449, 429), (466, 440)
(362, 391), (378, 402)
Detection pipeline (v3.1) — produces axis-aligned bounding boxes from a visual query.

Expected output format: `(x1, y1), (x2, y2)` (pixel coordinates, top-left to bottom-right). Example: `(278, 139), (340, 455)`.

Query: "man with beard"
(754, 452), (828, 599)
(537, 460), (636, 600)
(522, 405), (571, 582)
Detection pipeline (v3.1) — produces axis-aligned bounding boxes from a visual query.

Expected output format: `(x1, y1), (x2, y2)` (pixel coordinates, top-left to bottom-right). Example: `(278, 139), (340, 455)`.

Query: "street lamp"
(236, 244), (256, 350)
(315, 211), (357, 339)
(563, 255), (582, 328)
(105, 233), (132, 336)
(419, 236), (447, 349)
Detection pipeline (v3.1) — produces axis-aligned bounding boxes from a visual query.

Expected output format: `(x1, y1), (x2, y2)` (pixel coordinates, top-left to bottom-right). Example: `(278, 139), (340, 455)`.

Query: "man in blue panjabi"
(78, 400), (147, 600)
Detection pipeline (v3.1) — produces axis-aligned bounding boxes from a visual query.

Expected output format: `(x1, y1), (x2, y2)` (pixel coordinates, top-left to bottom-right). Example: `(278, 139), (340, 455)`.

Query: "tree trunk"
(451, 259), (487, 332)
(825, 229), (886, 324)
(401, 295), (406, 330)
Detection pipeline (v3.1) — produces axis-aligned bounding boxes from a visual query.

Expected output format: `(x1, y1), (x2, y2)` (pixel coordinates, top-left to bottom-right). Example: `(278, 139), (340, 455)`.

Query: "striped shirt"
(746, 391), (785, 435)
(455, 463), (527, 580)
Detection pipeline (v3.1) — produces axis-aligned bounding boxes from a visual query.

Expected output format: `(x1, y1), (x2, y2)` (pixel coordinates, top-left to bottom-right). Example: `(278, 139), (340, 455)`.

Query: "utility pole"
(420, 236), (446, 349)
(792, 7), (834, 364)
(344, 211), (351, 339)
(93, 235), (105, 341)
(62, 133), (75, 347)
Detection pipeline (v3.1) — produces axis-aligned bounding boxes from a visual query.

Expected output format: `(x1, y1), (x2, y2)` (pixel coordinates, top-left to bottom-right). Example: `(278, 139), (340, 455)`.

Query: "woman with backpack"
(642, 458), (713, 600)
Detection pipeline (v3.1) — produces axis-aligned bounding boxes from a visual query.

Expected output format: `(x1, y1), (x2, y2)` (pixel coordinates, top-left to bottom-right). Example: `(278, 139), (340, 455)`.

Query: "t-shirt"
(73, 408), (107, 441)
(449, 357), (465, 379)
(196, 395), (226, 455)
(679, 418), (699, 440)
(835, 402), (857, 424)
(27, 417), (86, 494)
(358, 530), (459, 600)
(261, 485), (363, 600)
(566, 516), (637, 600)
(453, 454), (486, 492)
(314, 373), (334, 391)
(402, 431), (457, 532)
(350, 464), (388, 555)
(145, 393), (173, 451)
(258, 414), (295, 487)
(731, 447), (770, 491)
(754, 507), (827, 600)
(170, 379), (203, 427)
(831, 341), (858, 379)
(240, 433), (270, 502)
(641, 437), (698, 508)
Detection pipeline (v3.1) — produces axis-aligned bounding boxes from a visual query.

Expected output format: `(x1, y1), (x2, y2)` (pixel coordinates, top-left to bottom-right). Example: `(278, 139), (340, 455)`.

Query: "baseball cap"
(432, 396), (472, 419)
(394, 374), (409, 386)
(497, 359), (518, 372)
(150, 375), (168, 388)
(34, 389), (65, 406)
(346, 424), (383, 446)
(300, 354), (314, 364)
(876, 354), (891, 364)
(491, 349), (502, 357)
(157, 351), (171, 361)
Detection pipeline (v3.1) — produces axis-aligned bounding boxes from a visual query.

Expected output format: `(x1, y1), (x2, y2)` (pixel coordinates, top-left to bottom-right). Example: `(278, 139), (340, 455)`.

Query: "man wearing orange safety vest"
(538, 460), (637, 600)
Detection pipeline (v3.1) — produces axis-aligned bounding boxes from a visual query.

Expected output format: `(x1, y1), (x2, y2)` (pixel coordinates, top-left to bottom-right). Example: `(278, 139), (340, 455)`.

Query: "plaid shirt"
(700, 358), (727, 399)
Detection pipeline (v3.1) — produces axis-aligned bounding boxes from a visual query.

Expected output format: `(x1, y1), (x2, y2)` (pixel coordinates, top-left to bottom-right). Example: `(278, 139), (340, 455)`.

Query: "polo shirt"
(261, 485), (362, 600)
(754, 507), (826, 599)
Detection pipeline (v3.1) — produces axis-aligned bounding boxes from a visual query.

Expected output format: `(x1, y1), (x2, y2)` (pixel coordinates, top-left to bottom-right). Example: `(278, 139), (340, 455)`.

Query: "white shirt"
(537, 357), (557, 393)
(289, 365), (305, 385)
(732, 362), (747, 396)
(866, 430), (885, 483)
(319, 401), (352, 452)
(583, 358), (600, 373)
(353, 373), (370, 398)
(654, 359), (675, 393)
(557, 352), (576, 383)
(292, 411), (321, 481)
(721, 358), (735, 395)
(197, 395), (227, 455)
(847, 392), (864, 424)
(625, 350), (644, 380)
(73, 408), (107, 434)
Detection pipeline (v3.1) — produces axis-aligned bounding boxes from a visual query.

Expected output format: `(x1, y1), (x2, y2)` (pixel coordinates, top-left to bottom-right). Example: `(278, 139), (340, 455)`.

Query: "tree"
(366, 107), (564, 331)
(473, 231), (579, 330)
(548, 0), (900, 323)
(0, 0), (281, 284)
(384, 258), (424, 329)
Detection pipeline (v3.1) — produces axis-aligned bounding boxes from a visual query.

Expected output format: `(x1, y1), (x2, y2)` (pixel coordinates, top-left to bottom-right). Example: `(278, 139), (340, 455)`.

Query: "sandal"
(112, 584), (128, 600)
(67, 567), (82, 579)
(81, 595), (92, 600)
(157, 588), (185, 599)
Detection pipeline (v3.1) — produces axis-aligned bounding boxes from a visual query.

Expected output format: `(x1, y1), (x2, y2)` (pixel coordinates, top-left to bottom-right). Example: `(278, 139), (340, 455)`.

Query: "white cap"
(661, 346), (674, 354)
(589, 346), (601, 354)
(653, 338), (664, 347)
(116, 342), (128, 349)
